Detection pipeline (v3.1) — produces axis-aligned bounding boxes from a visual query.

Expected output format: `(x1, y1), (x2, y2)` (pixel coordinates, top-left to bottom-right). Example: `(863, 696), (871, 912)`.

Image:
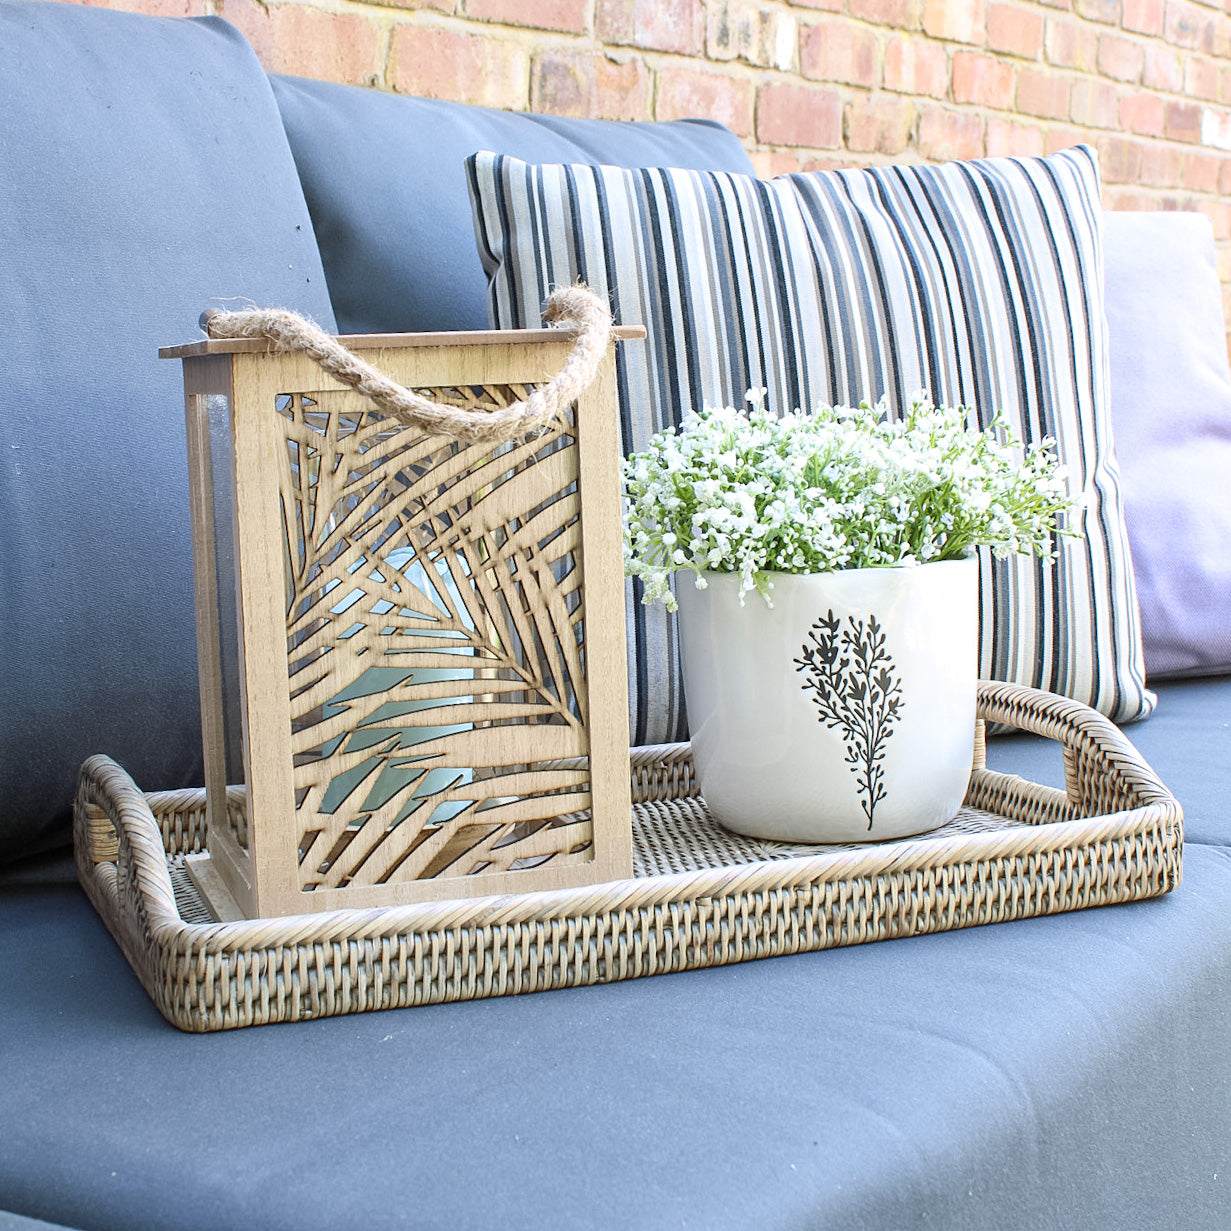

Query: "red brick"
(1098, 33), (1146, 81)
(1164, 2), (1211, 51)
(849, 0), (915, 25)
(985, 116), (1046, 156)
(1139, 142), (1186, 185)
(952, 50), (1016, 108)
(799, 155), (853, 172)
(1104, 189), (1158, 211)
(921, 0), (988, 45)
(883, 35), (950, 96)
(353, 0), (455, 9)
(749, 149), (802, 177)
(812, 156), (861, 173)
(1212, 18), (1231, 62)
(1070, 78), (1120, 126)
(596, 0), (704, 54)
(657, 67), (755, 137)
(1165, 99), (1203, 141)
(219, 0), (383, 85)
(1196, 200), (1231, 242)
(1186, 56), (1222, 101)
(987, 4), (1044, 58)
(1016, 67), (1070, 118)
(801, 20), (880, 87)
(1094, 134), (1145, 183)
(531, 51), (651, 120)
(844, 95), (914, 153)
(1119, 89), (1165, 134)
(1073, 0), (1119, 22)
(389, 25), (528, 107)
(1122, 0), (1164, 35)
(467, 0), (586, 32)
(1220, 158), (1231, 195)
(707, 3), (798, 70)
(756, 82), (842, 147)
(74, 0), (208, 15)
(1143, 43), (1183, 90)
(1185, 151), (1222, 193)
(1044, 124), (1087, 154)
(1045, 16), (1098, 68)
(917, 104), (985, 161)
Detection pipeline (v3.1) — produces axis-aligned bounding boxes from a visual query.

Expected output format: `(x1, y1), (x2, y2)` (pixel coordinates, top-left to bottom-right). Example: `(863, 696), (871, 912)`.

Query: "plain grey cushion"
(1, 677), (1229, 1230)
(269, 74), (756, 334)
(988, 675), (1231, 847)
(0, 1215), (76, 1231)
(1, 846), (1228, 1229)
(1103, 211), (1231, 680)
(0, 3), (335, 864)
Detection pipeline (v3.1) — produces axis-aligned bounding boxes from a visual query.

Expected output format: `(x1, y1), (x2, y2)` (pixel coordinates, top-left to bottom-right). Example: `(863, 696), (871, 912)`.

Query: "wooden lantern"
(162, 322), (636, 919)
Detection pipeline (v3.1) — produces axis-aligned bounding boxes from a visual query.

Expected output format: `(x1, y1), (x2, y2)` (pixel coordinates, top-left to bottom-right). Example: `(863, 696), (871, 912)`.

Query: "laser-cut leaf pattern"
(275, 386), (594, 892)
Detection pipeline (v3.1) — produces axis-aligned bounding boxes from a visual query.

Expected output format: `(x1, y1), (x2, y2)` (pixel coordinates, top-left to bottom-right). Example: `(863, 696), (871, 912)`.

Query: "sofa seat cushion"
(269, 74), (756, 335)
(0, 1214), (74, 1231)
(2, 834), (1229, 1230)
(0, 2), (335, 863)
(468, 147), (1152, 744)
(2, 677), (1229, 1230)
(988, 675), (1231, 847)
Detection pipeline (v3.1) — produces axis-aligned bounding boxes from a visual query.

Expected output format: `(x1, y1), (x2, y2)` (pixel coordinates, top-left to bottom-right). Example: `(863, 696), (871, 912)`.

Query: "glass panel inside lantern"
(316, 546), (476, 821)
(204, 392), (246, 796)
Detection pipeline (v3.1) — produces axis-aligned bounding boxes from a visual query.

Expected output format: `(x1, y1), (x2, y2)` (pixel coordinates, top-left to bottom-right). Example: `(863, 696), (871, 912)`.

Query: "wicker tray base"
(75, 683), (1183, 1032)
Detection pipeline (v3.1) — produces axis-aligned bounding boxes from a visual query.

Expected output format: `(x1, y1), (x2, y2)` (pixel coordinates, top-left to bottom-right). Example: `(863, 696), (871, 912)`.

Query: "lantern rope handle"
(200, 284), (614, 445)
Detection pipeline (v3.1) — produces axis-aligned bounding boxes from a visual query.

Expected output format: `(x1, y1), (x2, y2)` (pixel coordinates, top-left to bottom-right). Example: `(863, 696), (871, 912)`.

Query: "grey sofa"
(2, 3), (1230, 1229)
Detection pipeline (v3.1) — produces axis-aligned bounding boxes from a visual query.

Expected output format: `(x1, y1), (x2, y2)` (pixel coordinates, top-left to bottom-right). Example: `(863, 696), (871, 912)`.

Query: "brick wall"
(56, 0), (1231, 327)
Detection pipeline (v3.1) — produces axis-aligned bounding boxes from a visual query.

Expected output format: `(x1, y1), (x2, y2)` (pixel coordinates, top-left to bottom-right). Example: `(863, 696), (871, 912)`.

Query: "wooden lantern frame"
(162, 326), (638, 919)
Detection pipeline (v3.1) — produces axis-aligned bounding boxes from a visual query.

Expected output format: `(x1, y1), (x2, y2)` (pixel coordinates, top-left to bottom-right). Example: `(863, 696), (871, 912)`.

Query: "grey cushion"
(269, 74), (756, 334)
(2, 678), (1227, 1227)
(988, 675), (1231, 847)
(0, 3), (335, 863)
(1102, 211), (1231, 681)
(2, 825), (1229, 1229)
(0, 1215), (76, 1231)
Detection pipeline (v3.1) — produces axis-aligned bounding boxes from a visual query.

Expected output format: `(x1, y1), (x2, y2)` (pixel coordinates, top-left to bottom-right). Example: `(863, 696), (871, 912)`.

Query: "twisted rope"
(201, 284), (614, 445)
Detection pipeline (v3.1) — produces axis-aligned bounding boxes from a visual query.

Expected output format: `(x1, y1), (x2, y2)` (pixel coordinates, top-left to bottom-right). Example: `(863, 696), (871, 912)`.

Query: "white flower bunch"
(623, 391), (1078, 608)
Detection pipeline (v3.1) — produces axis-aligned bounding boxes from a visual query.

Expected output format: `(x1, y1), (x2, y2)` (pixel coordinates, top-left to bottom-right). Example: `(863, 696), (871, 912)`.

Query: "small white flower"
(622, 391), (1074, 605)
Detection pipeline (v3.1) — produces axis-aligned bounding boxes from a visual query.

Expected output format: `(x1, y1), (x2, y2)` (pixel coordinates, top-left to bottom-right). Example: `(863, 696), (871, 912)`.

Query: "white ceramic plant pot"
(676, 557), (978, 843)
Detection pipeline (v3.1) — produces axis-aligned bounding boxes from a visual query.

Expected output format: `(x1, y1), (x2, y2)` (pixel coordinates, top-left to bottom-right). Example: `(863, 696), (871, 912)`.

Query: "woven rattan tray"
(74, 681), (1182, 1032)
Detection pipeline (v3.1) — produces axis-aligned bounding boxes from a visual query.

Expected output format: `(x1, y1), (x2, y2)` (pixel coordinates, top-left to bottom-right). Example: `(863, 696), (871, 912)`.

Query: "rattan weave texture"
(74, 682), (1182, 1032)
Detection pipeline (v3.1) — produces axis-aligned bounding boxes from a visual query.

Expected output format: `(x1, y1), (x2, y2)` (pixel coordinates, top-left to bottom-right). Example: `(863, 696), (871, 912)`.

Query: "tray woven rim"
(74, 681), (1184, 1031)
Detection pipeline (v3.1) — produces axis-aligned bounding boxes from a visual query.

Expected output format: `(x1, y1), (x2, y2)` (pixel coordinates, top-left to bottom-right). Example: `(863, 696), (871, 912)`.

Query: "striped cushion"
(467, 147), (1154, 741)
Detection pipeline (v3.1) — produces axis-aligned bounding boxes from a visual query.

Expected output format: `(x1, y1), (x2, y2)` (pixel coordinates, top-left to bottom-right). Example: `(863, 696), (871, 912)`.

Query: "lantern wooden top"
(160, 324), (646, 360)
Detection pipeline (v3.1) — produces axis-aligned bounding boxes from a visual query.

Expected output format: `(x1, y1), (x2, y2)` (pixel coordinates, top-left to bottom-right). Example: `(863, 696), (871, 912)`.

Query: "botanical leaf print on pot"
(796, 611), (904, 832)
